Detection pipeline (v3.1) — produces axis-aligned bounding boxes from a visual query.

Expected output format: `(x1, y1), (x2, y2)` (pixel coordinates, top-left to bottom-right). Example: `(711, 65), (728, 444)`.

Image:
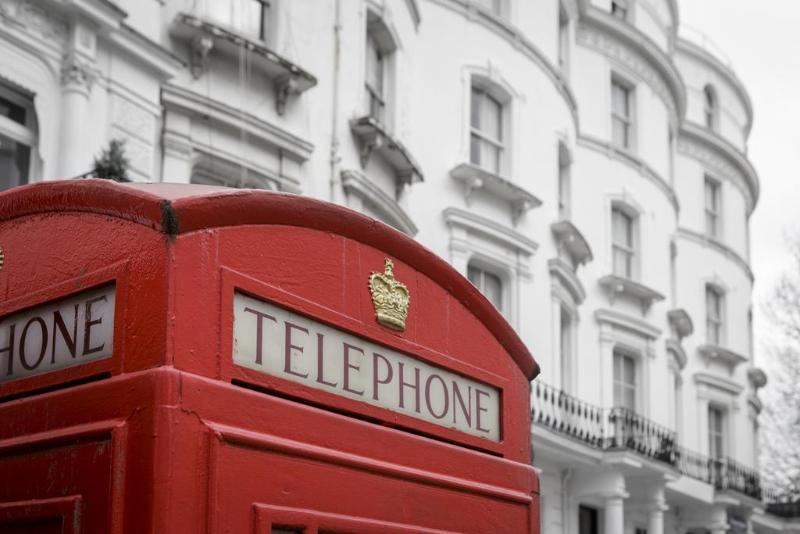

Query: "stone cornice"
(676, 37), (754, 137)
(577, 134), (679, 213)
(678, 122), (759, 213)
(428, 0), (579, 129)
(576, 6), (686, 125)
(341, 169), (418, 236)
(676, 227), (753, 282)
(594, 307), (662, 339)
(443, 207), (539, 256)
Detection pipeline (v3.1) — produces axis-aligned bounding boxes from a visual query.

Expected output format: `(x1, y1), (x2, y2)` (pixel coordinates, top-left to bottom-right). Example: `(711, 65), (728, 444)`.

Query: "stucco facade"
(0, 0), (796, 532)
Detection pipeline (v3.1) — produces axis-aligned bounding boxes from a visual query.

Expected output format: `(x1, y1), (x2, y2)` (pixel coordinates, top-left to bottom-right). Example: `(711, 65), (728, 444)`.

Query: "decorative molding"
(0, 0), (69, 44)
(428, 0), (579, 129)
(350, 116), (424, 187)
(676, 37), (753, 136)
(678, 122), (759, 213)
(667, 308), (693, 340)
(676, 227), (754, 282)
(161, 84), (314, 163)
(171, 13), (317, 115)
(694, 371), (744, 396)
(577, 134), (679, 213)
(60, 54), (96, 92)
(598, 274), (665, 315)
(594, 307), (662, 339)
(341, 169), (418, 236)
(112, 94), (156, 144)
(665, 339), (687, 370)
(551, 220), (593, 267)
(450, 163), (541, 225)
(443, 207), (539, 257)
(576, 7), (685, 124)
(549, 257), (586, 305)
(697, 344), (748, 374)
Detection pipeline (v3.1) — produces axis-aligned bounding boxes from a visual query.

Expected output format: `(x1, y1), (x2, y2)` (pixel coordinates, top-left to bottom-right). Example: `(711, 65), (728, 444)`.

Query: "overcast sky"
(678, 1), (800, 369)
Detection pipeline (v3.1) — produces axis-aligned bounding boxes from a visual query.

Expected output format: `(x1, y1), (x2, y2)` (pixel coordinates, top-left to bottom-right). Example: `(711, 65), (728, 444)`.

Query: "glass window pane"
(612, 83), (628, 116)
(481, 142), (501, 175)
(471, 89), (481, 129)
(0, 133), (30, 190)
(0, 95), (26, 125)
(481, 94), (502, 141)
(467, 265), (481, 286)
(470, 134), (481, 166)
(483, 270), (503, 309)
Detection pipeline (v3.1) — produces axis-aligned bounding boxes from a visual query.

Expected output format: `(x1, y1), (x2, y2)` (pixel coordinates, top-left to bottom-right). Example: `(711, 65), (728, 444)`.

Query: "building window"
(468, 263), (503, 312)
(470, 87), (504, 175)
(473, 0), (504, 17)
(704, 84), (718, 131)
(611, 0), (629, 20)
(706, 285), (724, 345)
(708, 405), (726, 459)
(578, 505), (599, 534)
(613, 351), (637, 410)
(365, 31), (385, 123)
(206, 0), (271, 40)
(611, 78), (633, 149)
(704, 177), (721, 238)
(0, 86), (36, 191)
(611, 206), (636, 279)
(558, 4), (570, 77)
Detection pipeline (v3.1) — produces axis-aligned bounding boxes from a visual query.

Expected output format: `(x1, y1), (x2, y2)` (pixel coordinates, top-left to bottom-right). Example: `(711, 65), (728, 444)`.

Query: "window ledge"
(667, 308), (694, 340)
(551, 220), (594, 267)
(598, 274), (665, 314)
(171, 13), (317, 115)
(341, 169), (418, 236)
(350, 116), (424, 186)
(450, 163), (542, 225)
(697, 344), (748, 373)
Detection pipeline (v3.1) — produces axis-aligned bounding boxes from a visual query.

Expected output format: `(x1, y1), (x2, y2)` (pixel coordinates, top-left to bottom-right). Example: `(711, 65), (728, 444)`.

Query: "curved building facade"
(0, 0), (793, 531)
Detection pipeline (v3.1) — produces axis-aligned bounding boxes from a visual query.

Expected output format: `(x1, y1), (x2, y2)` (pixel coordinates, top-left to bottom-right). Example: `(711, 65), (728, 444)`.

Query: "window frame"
(205, 0), (271, 41)
(704, 176), (722, 239)
(467, 261), (505, 313)
(708, 404), (726, 460)
(364, 10), (398, 129)
(557, 141), (571, 220)
(469, 86), (506, 176)
(613, 349), (638, 411)
(0, 84), (37, 191)
(557, 3), (570, 78)
(611, 204), (637, 280)
(705, 284), (725, 346)
(611, 76), (635, 151)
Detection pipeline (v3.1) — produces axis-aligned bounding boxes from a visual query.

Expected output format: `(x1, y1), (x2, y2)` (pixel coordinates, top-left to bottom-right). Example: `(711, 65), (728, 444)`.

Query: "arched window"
(703, 84), (718, 131)
(0, 84), (37, 191)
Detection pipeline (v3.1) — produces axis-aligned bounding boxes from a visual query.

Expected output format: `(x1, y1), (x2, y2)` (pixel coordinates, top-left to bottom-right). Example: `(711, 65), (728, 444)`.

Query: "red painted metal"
(0, 179), (540, 533)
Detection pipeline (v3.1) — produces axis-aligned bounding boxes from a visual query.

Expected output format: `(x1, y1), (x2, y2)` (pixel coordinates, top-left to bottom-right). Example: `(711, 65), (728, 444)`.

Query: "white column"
(709, 505), (728, 534)
(648, 504), (666, 534)
(58, 55), (94, 178)
(604, 496), (625, 534)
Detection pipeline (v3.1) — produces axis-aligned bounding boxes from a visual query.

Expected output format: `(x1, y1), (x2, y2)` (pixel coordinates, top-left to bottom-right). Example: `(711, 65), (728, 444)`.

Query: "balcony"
(532, 381), (793, 513)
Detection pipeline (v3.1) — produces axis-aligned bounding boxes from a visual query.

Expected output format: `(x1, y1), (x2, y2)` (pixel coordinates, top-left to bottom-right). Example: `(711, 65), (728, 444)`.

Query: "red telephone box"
(0, 180), (540, 533)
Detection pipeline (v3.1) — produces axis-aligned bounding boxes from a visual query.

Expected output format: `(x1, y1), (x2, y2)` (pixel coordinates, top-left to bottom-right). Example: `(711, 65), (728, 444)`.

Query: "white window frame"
(204, 0), (272, 41)
(467, 261), (505, 313)
(470, 86), (505, 176)
(0, 84), (37, 190)
(613, 349), (638, 411)
(611, 204), (637, 280)
(705, 284), (725, 346)
(364, 11), (397, 128)
(708, 404), (727, 460)
(558, 141), (571, 220)
(704, 176), (722, 239)
(611, 76), (635, 151)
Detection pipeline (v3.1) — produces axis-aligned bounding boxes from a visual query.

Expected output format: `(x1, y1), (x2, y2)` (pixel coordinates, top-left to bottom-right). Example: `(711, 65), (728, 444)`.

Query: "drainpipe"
(329, 0), (343, 203)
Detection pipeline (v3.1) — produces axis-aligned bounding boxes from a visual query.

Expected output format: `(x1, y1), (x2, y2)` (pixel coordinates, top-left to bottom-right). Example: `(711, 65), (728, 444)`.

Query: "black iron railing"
(531, 381), (791, 510)
(531, 381), (605, 447)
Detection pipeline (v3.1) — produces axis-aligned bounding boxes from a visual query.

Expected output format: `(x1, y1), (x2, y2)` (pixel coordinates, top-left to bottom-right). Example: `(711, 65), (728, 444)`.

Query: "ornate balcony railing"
(607, 406), (677, 463)
(531, 381), (605, 448)
(763, 487), (800, 517)
(531, 381), (783, 509)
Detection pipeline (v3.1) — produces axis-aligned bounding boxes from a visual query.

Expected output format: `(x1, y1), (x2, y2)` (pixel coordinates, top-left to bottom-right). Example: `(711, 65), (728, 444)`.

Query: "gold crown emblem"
(369, 259), (410, 331)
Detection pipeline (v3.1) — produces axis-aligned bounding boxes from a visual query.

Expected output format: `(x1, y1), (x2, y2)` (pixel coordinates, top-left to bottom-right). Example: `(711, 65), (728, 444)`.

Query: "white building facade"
(0, 0), (797, 532)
